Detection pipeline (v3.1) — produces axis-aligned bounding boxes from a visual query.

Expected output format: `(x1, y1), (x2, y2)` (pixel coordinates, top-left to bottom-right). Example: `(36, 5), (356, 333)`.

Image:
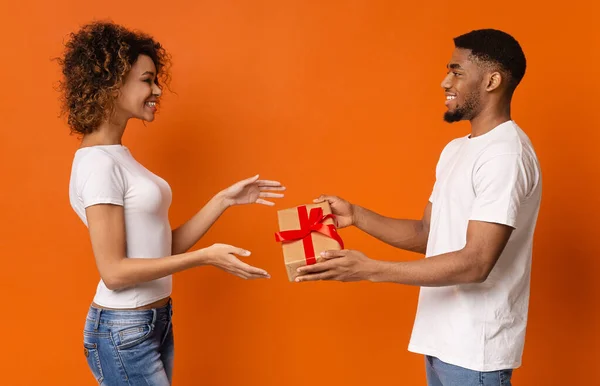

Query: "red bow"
(275, 206), (344, 265)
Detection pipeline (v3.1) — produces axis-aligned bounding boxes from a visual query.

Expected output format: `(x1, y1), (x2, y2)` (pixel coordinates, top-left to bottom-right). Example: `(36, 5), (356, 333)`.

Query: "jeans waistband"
(86, 299), (172, 330)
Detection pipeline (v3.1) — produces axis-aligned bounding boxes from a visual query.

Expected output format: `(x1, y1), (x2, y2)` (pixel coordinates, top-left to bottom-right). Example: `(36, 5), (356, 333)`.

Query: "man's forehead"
(448, 48), (475, 69)
(451, 48), (472, 61)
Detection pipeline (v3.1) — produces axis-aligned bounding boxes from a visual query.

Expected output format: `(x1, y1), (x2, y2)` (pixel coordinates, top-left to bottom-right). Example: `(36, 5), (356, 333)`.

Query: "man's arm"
(353, 202), (432, 254)
(296, 220), (513, 285)
(369, 220), (513, 285)
(315, 195), (432, 254)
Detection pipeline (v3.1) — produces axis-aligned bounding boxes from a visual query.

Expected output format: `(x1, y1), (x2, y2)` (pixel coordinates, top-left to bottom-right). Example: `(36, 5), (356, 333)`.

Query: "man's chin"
(443, 111), (463, 123)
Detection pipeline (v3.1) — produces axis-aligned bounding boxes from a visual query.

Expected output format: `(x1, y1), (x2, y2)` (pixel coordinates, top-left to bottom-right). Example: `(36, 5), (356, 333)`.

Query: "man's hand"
(313, 195), (356, 228)
(295, 249), (379, 282)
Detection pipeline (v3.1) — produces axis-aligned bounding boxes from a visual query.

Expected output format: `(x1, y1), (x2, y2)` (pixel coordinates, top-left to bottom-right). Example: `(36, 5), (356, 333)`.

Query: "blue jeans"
(83, 300), (174, 385)
(426, 356), (513, 386)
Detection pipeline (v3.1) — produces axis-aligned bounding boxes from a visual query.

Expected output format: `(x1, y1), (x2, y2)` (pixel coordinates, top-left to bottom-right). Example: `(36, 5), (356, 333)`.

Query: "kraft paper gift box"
(274, 201), (344, 281)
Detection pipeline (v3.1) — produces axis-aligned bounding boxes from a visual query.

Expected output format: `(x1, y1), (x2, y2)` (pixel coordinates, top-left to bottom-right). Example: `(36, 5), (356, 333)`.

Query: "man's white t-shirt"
(408, 120), (542, 372)
(69, 145), (173, 308)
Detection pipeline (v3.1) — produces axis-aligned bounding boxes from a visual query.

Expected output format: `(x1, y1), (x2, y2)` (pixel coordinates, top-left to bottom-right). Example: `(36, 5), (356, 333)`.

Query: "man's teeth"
(446, 96), (456, 100)
(146, 101), (156, 107)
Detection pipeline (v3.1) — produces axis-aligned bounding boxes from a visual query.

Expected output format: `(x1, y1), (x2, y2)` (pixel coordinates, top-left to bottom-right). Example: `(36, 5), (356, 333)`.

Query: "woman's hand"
(219, 174), (285, 207)
(199, 243), (270, 280)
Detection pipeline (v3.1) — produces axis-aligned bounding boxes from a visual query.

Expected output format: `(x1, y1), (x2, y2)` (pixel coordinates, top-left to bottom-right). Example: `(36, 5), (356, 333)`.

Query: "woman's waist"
(91, 278), (172, 310)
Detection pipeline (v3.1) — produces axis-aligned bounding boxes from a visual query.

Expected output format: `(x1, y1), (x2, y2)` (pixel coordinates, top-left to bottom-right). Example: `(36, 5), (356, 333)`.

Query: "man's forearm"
(367, 249), (486, 286)
(353, 205), (429, 254)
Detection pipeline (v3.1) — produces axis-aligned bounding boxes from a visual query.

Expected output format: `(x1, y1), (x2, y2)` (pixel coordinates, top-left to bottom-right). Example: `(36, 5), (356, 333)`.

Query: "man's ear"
(486, 71), (503, 92)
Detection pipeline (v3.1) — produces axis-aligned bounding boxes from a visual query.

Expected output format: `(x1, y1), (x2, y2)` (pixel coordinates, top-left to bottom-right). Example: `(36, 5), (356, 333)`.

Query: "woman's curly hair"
(57, 21), (171, 135)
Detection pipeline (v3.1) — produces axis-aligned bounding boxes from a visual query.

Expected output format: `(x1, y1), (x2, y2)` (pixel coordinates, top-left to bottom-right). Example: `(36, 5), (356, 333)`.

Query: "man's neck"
(469, 104), (511, 138)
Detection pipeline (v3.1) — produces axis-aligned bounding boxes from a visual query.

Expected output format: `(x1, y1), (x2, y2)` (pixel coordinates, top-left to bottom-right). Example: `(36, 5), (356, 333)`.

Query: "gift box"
(274, 201), (344, 281)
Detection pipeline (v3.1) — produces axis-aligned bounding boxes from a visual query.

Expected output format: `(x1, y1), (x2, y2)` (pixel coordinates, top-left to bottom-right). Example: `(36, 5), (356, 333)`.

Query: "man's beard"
(444, 91), (480, 123)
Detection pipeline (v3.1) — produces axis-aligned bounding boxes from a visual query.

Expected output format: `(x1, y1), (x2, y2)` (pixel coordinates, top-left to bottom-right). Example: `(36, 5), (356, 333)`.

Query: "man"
(296, 29), (542, 386)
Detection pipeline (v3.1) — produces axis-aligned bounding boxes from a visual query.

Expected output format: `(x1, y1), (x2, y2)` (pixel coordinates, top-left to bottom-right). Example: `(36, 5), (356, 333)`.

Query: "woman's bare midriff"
(92, 296), (171, 310)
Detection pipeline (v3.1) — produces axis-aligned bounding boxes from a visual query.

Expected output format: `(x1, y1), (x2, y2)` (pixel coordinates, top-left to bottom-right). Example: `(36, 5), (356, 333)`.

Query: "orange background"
(1, 1), (598, 385)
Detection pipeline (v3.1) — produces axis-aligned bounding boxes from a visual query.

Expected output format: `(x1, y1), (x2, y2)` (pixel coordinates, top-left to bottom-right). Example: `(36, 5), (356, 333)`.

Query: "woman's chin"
(139, 113), (156, 123)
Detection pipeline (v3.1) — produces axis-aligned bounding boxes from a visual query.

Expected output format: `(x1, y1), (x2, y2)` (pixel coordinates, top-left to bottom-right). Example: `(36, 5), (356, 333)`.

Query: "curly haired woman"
(59, 21), (284, 385)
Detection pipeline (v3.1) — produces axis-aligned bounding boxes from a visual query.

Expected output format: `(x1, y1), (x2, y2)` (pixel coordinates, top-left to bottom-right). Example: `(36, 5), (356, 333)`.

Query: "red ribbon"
(275, 206), (344, 265)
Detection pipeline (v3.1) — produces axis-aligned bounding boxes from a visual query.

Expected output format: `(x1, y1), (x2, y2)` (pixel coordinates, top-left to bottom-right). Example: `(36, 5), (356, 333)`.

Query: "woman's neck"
(81, 115), (127, 147)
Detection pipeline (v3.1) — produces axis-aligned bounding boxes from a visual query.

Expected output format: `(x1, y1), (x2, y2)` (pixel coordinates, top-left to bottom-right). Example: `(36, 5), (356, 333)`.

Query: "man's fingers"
(313, 194), (340, 204)
(320, 249), (347, 260)
(296, 260), (336, 275)
(295, 271), (335, 282)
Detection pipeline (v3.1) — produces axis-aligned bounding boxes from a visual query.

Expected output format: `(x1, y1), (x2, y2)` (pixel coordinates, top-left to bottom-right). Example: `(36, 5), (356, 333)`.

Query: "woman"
(59, 21), (284, 385)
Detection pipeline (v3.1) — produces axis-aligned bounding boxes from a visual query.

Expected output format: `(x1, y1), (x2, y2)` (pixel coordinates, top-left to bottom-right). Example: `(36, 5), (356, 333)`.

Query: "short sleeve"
(429, 141), (454, 204)
(76, 152), (126, 208)
(469, 154), (528, 228)
(428, 179), (438, 203)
